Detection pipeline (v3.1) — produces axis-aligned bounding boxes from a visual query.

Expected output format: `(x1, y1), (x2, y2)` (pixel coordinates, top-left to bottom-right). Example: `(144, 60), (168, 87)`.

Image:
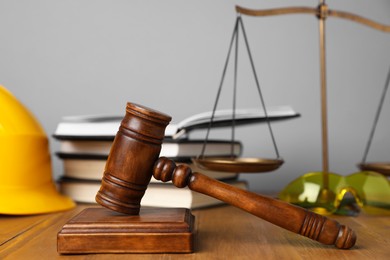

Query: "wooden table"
(1, 203), (389, 259)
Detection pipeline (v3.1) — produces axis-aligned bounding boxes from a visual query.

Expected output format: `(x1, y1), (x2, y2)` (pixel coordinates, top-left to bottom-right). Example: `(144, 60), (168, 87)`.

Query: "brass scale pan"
(194, 157), (284, 173)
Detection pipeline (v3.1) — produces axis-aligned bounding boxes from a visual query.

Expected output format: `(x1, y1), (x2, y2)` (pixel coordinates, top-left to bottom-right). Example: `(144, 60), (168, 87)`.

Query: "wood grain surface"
(1, 204), (389, 259)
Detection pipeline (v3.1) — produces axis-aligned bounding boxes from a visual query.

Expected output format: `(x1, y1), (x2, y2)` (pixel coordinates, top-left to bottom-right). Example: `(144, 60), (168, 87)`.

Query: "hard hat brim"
(0, 182), (75, 215)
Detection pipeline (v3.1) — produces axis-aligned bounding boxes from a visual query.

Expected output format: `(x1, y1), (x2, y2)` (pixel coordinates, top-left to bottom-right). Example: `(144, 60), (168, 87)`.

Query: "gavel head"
(95, 102), (171, 215)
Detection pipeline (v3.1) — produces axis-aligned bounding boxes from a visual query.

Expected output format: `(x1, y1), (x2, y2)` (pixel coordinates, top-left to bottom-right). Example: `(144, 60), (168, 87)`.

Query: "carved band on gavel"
(96, 102), (356, 250)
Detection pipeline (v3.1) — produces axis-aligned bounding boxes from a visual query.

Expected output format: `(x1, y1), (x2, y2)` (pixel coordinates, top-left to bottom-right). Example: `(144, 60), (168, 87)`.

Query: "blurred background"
(1, 0), (389, 192)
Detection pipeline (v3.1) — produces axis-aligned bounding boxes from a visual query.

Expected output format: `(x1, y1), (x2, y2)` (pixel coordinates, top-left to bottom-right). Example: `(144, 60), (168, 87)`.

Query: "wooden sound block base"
(57, 207), (195, 254)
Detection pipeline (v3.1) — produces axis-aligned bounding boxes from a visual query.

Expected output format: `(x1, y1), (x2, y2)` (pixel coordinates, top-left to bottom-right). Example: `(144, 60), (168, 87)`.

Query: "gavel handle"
(153, 157), (356, 249)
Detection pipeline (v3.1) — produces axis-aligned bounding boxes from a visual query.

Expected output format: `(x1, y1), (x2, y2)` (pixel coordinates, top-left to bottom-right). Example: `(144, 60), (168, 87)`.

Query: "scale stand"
(236, 1), (390, 212)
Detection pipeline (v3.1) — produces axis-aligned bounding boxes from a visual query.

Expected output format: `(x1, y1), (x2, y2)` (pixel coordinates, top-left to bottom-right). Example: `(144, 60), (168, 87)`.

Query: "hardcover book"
(58, 177), (248, 209)
(55, 139), (242, 158)
(53, 106), (300, 139)
(57, 153), (240, 182)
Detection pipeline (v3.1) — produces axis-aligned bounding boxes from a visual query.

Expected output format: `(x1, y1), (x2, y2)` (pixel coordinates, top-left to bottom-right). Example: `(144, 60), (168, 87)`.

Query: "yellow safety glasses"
(279, 171), (390, 215)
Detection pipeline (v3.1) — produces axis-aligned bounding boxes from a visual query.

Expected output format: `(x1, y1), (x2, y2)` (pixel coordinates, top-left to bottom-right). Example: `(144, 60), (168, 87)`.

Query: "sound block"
(57, 207), (195, 254)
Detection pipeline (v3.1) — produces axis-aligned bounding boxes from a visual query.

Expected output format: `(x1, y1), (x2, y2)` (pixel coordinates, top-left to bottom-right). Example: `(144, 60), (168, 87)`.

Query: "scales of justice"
(57, 1), (390, 254)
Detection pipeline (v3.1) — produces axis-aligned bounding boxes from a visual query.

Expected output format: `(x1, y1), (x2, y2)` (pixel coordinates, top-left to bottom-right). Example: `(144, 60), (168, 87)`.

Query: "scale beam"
(236, 5), (390, 32)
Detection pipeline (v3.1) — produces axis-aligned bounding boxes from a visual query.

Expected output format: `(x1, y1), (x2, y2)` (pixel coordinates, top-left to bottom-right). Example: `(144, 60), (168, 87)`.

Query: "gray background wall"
(1, 0), (389, 192)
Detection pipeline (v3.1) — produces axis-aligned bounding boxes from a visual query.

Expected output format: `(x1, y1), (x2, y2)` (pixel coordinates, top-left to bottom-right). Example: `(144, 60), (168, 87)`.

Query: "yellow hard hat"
(0, 85), (75, 215)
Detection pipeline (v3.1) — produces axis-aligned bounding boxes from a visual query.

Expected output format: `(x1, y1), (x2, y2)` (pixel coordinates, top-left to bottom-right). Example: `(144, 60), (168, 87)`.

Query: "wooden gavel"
(96, 102), (356, 249)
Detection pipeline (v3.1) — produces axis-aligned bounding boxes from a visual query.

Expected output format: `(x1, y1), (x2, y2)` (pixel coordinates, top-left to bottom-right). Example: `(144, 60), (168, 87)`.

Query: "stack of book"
(54, 106), (299, 209)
